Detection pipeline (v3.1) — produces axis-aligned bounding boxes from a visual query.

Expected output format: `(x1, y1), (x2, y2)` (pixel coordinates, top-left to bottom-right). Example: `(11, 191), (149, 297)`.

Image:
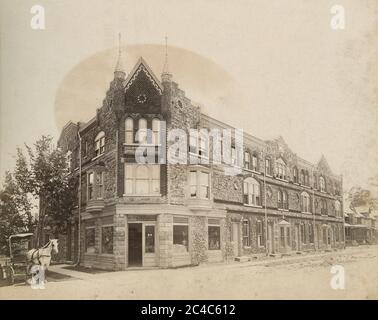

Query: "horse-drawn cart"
(1, 233), (34, 285)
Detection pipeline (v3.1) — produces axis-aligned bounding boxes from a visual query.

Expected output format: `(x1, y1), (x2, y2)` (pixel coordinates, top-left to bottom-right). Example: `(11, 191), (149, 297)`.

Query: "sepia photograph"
(0, 0), (377, 306)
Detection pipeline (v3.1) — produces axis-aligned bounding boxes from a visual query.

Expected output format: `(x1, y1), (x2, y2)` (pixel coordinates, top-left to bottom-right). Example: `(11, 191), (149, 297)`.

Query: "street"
(0, 245), (377, 300)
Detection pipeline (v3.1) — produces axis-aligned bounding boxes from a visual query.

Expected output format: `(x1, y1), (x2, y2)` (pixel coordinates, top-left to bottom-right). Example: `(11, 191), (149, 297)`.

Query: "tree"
(13, 135), (77, 246)
(0, 172), (35, 255)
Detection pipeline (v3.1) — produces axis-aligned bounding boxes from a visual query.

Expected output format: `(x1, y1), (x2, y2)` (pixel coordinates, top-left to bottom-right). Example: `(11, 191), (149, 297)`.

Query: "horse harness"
(30, 241), (52, 265)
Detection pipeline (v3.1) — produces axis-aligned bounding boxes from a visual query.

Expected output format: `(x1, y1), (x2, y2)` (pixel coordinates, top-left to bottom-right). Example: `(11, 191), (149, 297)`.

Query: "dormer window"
(95, 131), (105, 157)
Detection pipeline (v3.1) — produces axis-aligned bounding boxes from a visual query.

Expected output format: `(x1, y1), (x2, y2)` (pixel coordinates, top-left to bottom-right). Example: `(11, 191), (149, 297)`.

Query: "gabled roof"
(124, 57), (163, 94)
(317, 155), (332, 174)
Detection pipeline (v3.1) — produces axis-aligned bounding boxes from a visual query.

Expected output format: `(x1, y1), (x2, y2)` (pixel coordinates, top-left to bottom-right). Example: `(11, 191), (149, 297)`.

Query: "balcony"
(86, 199), (105, 213)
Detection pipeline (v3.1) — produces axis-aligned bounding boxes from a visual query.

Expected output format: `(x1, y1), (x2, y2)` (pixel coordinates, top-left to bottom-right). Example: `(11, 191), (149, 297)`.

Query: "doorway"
(231, 222), (239, 257)
(128, 223), (142, 266)
(267, 223), (274, 254)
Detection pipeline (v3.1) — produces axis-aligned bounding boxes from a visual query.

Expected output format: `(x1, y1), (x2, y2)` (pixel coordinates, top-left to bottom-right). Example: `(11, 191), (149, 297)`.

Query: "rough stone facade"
(57, 55), (345, 270)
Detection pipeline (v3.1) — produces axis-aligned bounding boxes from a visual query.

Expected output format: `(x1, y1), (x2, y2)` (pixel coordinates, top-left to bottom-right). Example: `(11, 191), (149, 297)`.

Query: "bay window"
(124, 164), (160, 195)
(189, 170), (210, 199)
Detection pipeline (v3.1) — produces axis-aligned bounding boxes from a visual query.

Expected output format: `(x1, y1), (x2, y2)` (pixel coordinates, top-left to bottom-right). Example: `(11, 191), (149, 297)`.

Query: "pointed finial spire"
(162, 35), (172, 82)
(114, 32), (126, 79)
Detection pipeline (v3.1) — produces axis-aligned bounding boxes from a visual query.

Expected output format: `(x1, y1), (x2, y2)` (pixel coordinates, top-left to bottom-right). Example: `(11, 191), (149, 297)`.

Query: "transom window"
(95, 131), (105, 157)
(301, 192), (311, 213)
(189, 170), (210, 199)
(124, 164), (160, 195)
(243, 177), (260, 206)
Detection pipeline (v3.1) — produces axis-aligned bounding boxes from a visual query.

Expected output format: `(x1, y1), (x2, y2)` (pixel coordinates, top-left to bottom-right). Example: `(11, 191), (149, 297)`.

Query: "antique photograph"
(0, 0), (377, 302)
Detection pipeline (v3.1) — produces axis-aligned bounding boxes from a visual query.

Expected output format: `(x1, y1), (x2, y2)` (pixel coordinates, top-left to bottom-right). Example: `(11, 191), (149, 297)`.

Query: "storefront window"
(101, 226), (113, 254)
(208, 226), (220, 250)
(145, 225), (155, 253)
(85, 228), (95, 253)
(173, 224), (189, 252)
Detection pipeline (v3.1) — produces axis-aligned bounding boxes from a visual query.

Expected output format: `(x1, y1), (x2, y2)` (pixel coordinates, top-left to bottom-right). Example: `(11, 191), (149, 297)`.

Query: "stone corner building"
(58, 48), (345, 270)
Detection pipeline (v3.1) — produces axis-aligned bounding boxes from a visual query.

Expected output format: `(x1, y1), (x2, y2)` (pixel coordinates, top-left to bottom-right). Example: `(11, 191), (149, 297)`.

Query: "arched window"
(335, 201), (341, 217)
(278, 190), (289, 209)
(265, 157), (272, 176)
(251, 153), (258, 171)
(293, 167), (298, 183)
(276, 159), (287, 180)
(243, 177), (260, 206)
(137, 118), (147, 144)
(125, 118), (134, 144)
(321, 199), (328, 215)
(244, 151), (250, 170)
(305, 170), (309, 186)
(152, 118), (160, 145)
(319, 176), (326, 192)
(301, 192), (311, 213)
(313, 173), (318, 189)
(95, 131), (105, 157)
(300, 170), (305, 185)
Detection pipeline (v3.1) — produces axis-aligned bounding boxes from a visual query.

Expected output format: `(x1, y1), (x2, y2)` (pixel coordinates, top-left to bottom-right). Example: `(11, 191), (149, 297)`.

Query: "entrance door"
(128, 223), (142, 266)
(231, 222), (239, 257)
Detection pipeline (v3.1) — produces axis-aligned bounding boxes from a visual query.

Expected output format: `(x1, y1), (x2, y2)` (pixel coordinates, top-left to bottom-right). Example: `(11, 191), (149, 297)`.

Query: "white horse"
(26, 239), (59, 276)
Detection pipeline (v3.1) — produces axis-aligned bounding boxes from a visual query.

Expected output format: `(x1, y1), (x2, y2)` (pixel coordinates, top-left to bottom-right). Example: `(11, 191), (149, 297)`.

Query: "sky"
(0, 0), (377, 194)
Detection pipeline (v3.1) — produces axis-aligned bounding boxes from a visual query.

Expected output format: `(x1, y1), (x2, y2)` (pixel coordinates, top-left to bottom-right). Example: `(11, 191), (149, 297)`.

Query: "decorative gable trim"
(124, 57), (163, 94)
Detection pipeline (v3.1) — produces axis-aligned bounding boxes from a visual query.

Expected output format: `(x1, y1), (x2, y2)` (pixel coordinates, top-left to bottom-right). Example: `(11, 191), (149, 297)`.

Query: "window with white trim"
(124, 164), (160, 195)
(243, 177), (260, 206)
(94, 131), (105, 157)
(87, 172), (94, 200)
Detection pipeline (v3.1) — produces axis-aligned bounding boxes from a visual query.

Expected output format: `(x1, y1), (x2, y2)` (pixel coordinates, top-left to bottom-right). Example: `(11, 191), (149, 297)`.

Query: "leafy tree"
(13, 135), (77, 247)
(0, 172), (35, 255)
